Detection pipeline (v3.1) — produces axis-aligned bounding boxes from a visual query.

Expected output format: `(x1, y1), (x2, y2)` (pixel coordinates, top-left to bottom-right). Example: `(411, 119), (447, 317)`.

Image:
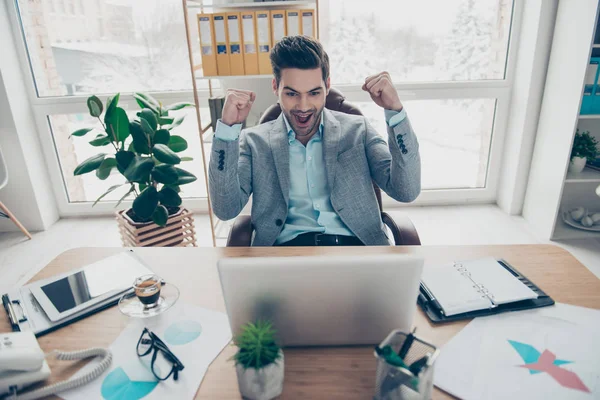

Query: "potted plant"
(71, 92), (199, 246)
(570, 129), (599, 174)
(232, 321), (284, 400)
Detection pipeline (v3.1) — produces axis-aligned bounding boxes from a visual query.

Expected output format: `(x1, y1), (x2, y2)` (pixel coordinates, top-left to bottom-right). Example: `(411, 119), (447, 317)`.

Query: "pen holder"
(374, 330), (439, 400)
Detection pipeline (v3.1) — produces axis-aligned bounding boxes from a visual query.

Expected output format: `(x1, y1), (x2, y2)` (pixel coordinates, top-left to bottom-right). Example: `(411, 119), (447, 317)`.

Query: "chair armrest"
(381, 212), (421, 246)
(226, 215), (253, 247)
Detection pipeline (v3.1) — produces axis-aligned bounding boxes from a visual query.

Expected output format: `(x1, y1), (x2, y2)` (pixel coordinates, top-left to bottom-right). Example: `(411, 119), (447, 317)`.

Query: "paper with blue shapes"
(164, 320), (202, 345)
(61, 302), (232, 400)
(508, 340), (572, 374)
(100, 367), (158, 400)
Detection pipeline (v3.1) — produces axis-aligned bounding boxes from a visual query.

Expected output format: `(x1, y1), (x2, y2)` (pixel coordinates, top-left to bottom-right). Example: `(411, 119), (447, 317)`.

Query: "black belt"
(278, 232), (364, 247)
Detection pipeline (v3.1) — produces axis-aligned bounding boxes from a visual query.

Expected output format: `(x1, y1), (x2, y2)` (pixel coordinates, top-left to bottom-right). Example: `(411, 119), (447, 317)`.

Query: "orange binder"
(286, 10), (301, 36)
(226, 13), (245, 76)
(197, 14), (218, 77)
(213, 13), (231, 76)
(256, 11), (272, 75)
(300, 9), (316, 38)
(270, 10), (286, 46)
(241, 11), (259, 75)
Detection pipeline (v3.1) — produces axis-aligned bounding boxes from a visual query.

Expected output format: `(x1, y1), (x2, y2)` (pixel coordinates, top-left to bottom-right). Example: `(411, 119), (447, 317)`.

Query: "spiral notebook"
(419, 257), (545, 321)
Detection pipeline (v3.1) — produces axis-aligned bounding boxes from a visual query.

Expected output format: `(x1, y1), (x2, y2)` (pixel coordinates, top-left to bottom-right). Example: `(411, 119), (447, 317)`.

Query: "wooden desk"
(2, 245), (599, 399)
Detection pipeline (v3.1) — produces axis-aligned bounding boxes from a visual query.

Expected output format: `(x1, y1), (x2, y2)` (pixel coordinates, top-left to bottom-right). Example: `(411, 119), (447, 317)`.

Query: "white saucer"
(118, 283), (180, 318)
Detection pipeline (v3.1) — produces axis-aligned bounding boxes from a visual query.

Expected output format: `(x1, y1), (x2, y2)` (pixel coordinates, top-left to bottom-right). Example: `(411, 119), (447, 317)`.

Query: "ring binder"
(418, 259), (555, 323)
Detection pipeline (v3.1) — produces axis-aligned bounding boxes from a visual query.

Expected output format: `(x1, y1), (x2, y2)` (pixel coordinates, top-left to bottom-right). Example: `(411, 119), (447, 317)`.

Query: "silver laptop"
(217, 254), (424, 346)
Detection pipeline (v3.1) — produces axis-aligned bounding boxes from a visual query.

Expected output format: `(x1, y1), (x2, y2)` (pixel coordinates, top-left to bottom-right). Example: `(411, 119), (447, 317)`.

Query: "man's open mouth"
(293, 112), (313, 127)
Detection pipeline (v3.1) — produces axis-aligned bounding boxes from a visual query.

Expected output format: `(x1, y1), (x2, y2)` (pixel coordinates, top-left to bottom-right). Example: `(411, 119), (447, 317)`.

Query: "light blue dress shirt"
(214, 107), (407, 244)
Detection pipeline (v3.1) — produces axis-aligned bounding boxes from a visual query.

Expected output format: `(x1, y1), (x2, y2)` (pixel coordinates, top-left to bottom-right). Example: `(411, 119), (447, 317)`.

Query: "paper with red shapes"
(434, 303), (600, 399)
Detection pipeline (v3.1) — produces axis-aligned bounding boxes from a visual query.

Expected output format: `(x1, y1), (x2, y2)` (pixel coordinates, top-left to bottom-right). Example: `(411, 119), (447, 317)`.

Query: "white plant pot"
(235, 351), (284, 400)
(569, 156), (587, 174)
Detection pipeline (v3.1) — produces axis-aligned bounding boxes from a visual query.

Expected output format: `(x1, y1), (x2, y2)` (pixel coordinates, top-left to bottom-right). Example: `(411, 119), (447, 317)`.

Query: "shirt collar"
(282, 110), (325, 144)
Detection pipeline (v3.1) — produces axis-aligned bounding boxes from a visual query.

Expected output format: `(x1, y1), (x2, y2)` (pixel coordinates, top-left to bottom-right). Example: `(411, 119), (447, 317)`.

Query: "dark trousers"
(277, 232), (365, 246)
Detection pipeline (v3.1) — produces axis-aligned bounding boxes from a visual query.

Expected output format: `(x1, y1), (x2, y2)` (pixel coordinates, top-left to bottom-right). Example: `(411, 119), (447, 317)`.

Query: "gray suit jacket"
(209, 108), (421, 246)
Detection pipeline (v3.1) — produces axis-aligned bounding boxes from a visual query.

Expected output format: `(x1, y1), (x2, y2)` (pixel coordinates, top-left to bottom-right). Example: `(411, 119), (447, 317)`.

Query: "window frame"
(7, 0), (523, 217)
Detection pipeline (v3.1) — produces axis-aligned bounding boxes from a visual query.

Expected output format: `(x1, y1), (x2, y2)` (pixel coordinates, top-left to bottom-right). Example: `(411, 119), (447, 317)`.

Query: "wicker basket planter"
(116, 207), (197, 247)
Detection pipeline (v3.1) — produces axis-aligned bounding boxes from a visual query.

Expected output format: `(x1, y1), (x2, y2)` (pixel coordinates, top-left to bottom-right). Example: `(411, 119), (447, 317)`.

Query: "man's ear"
(325, 77), (331, 95)
(272, 77), (278, 95)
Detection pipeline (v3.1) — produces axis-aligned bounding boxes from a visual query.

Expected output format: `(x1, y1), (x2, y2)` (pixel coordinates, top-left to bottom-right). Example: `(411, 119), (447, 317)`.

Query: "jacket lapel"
(269, 114), (290, 206)
(323, 109), (341, 190)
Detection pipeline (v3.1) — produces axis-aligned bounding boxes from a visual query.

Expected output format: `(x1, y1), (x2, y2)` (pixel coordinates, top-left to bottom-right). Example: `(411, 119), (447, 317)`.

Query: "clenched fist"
(362, 72), (403, 112)
(221, 89), (256, 126)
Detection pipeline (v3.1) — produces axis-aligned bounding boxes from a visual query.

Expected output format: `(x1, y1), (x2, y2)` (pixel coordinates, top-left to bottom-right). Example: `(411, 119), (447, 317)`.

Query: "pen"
(408, 353), (430, 376)
(420, 283), (444, 316)
(398, 327), (416, 359)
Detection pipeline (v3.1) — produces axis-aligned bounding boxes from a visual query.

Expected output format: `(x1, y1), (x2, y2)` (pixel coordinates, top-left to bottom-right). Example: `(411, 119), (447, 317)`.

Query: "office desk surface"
(2, 245), (599, 399)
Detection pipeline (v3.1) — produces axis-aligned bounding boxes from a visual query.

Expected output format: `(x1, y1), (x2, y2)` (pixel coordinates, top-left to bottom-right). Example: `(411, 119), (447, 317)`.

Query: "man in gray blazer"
(209, 35), (420, 246)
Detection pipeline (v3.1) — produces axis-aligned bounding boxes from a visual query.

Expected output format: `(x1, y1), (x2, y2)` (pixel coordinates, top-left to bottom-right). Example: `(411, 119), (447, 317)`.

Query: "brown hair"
(270, 35), (330, 88)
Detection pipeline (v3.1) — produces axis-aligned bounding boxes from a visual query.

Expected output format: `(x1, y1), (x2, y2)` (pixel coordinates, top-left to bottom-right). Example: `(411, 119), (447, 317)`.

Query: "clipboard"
(2, 250), (152, 337)
(418, 259), (555, 323)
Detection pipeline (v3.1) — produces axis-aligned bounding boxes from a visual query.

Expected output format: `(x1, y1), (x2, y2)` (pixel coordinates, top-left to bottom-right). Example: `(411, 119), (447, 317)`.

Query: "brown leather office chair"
(226, 88), (421, 246)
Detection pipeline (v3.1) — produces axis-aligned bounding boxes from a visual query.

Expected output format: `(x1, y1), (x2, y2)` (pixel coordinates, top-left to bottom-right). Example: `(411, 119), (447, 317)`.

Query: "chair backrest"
(259, 88), (383, 211)
(0, 146), (8, 191)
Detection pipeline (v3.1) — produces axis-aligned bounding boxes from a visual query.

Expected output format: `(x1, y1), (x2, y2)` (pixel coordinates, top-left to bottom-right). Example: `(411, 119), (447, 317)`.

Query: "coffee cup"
(133, 274), (162, 308)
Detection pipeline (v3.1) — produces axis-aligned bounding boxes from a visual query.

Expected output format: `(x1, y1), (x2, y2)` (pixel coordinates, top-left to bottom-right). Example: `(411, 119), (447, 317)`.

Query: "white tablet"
(30, 251), (152, 322)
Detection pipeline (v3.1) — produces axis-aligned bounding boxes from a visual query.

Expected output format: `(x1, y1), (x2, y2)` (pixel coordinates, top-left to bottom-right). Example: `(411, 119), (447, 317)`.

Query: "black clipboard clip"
(2, 294), (27, 331)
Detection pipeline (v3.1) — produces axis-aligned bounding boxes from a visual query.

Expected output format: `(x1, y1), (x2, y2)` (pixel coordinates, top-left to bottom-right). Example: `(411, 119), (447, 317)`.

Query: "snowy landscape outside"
(17, 0), (512, 204)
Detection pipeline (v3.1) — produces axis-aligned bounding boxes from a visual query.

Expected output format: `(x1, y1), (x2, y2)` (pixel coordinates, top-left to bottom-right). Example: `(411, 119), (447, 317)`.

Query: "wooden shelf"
(565, 167), (600, 183)
(188, 1), (314, 9)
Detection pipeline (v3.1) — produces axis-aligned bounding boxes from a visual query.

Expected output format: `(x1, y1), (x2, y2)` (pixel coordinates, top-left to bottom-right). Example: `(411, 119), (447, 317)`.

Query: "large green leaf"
(93, 182), (126, 206)
(104, 93), (120, 125)
(153, 144), (181, 165)
(168, 135), (188, 153)
(174, 167), (197, 185)
(151, 164), (178, 184)
(154, 129), (170, 145)
(96, 157), (117, 180)
(166, 115), (185, 130)
(134, 93), (160, 114)
(87, 95), (103, 117)
(74, 153), (106, 175)
(116, 184), (136, 208)
(129, 121), (151, 154)
(116, 150), (135, 174)
(123, 156), (155, 183)
(140, 118), (155, 137)
(158, 116), (174, 125)
(158, 186), (182, 207)
(89, 134), (111, 147)
(164, 102), (194, 111)
(138, 109), (157, 131)
(70, 127), (94, 138)
(133, 186), (159, 219)
(152, 205), (169, 227)
(107, 107), (130, 142)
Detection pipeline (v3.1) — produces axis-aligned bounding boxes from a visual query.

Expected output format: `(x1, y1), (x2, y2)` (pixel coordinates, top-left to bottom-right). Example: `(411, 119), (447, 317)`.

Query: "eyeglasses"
(136, 327), (185, 381)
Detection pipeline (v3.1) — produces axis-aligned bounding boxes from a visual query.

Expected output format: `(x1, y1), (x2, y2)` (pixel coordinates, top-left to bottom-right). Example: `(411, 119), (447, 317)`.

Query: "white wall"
(497, 0), (558, 215)
(0, 1), (58, 232)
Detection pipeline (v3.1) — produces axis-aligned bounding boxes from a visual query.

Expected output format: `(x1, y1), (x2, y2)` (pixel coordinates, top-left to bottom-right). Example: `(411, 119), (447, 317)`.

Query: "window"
(320, 0), (515, 199)
(11, 0), (210, 216)
(16, 0), (193, 97)
(322, 0), (512, 84)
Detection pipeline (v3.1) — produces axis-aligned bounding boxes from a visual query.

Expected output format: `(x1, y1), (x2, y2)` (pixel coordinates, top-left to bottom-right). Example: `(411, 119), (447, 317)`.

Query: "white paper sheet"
(434, 303), (600, 399)
(61, 302), (232, 400)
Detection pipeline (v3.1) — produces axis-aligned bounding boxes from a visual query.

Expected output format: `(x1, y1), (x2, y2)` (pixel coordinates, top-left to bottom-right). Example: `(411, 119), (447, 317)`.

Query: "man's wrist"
(221, 118), (236, 127)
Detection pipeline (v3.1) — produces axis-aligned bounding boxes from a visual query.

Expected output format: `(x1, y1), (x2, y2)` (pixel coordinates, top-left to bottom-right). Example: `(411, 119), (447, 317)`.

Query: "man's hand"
(221, 89), (256, 126)
(362, 72), (403, 111)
